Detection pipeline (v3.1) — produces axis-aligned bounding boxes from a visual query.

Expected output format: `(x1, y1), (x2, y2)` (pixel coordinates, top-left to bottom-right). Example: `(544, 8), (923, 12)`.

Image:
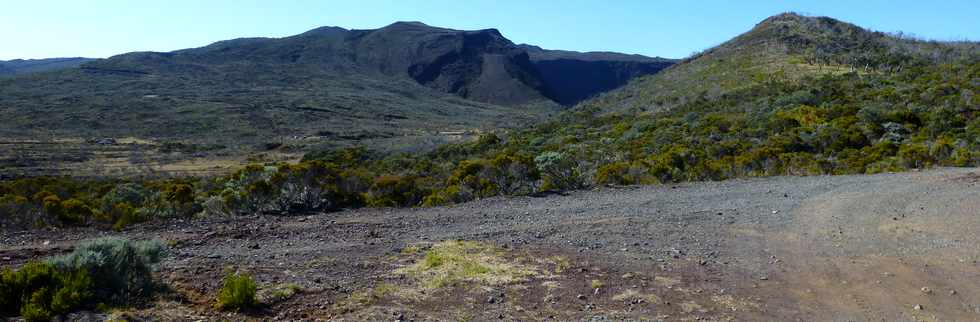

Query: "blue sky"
(2, 0), (978, 60)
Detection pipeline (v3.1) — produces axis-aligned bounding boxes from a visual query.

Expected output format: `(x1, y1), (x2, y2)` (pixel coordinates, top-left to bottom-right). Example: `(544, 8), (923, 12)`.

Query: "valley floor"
(2, 168), (979, 321)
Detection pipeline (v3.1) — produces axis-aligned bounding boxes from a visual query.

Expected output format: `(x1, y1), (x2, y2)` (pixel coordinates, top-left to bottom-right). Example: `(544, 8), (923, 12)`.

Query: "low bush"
(100, 183), (149, 213)
(217, 272), (258, 311)
(535, 151), (588, 190)
(48, 237), (166, 301)
(0, 262), (92, 322)
(1, 237), (164, 321)
(365, 175), (429, 207)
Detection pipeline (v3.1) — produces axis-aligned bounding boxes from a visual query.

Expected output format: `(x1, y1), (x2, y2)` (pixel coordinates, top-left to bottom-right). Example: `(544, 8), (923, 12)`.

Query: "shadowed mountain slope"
(519, 45), (676, 105)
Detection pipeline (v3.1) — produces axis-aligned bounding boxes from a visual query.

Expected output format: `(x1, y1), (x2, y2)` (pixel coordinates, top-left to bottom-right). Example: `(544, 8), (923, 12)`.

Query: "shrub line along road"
(2, 167), (979, 320)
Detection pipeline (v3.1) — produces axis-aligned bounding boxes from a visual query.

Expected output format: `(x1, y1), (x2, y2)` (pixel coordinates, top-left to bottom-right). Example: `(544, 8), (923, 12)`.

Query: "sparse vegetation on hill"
(0, 13), (976, 231)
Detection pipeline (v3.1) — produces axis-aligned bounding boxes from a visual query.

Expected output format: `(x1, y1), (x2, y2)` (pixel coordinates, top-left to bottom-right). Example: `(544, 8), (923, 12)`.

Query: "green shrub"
(42, 195), (63, 219)
(535, 151), (587, 191)
(0, 194), (32, 228)
(445, 160), (498, 200)
(0, 261), (92, 321)
(109, 203), (144, 231)
(217, 272), (258, 311)
(486, 152), (539, 195)
(0, 237), (164, 320)
(58, 199), (92, 225)
(266, 161), (348, 213)
(422, 185), (463, 207)
(595, 162), (648, 185)
(100, 183), (149, 213)
(48, 237), (166, 301)
(164, 184), (195, 204)
(222, 165), (277, 214)
(365, 175), (428, 207)
(898, 142), (932, 168)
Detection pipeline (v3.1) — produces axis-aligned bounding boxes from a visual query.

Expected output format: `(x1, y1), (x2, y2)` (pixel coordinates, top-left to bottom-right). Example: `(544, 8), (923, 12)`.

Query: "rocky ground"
(2, 167), (979, 321)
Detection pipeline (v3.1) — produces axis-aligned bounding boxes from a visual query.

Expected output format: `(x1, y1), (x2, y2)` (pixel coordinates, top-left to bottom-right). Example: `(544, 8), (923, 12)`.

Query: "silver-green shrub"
(48, 237), (166, 301)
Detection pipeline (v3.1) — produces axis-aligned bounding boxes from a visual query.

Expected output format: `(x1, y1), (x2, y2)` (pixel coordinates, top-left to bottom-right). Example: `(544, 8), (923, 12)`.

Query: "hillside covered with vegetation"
(1, 13), (977, 231)
(0, 22), (673, 156)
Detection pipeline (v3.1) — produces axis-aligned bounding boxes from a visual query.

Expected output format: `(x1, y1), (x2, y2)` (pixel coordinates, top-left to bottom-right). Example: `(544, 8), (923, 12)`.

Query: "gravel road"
(3, 167), (978, 321)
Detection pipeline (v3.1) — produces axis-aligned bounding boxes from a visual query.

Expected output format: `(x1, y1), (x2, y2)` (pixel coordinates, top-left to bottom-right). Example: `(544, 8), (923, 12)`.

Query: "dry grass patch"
(547, 255), (571, 273)
(654, 276), (682, 288)
(711, 294), (760, 311)
(336, 282), (423, 312)
(259, 283), (302, 305)
(680, 300), (705, 313)
(395, 240), (538, 289)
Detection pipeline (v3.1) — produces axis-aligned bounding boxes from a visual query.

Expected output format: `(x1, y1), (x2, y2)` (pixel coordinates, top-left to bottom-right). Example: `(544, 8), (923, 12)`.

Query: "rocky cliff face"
(353, 22), (552, 105)
(519, 45), (677, 105)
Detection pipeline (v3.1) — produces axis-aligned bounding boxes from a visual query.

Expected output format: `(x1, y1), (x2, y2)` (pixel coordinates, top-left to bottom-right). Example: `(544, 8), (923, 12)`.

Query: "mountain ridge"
(0, 57), (96, 76)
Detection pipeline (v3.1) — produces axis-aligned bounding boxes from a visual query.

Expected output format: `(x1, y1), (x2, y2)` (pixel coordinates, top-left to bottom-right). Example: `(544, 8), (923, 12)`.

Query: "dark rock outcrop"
(519, 45), (677, 105)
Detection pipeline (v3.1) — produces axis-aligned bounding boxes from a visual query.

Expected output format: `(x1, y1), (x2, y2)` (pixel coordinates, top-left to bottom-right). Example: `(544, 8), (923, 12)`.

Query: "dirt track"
(3, 167), (979, 321)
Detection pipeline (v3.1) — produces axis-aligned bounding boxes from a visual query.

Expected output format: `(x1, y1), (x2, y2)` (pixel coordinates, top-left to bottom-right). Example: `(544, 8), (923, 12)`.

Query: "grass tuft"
(217, 272), (258, 311)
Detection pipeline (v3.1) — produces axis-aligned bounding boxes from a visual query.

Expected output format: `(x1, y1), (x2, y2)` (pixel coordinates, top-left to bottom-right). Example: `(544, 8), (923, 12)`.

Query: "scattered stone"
(2, 257), (10, 261)
(949, 290), (957, 295)
(42, 240), (51, 246)
(487, 296), (497, 304)
(921, 287), (931, 294)
(914, 304), (923, 310)
(771, 210), (779, 214)
(95, 138), (117, 145)
(577, 294), (586, 300)
(759, 276), (769, 280)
